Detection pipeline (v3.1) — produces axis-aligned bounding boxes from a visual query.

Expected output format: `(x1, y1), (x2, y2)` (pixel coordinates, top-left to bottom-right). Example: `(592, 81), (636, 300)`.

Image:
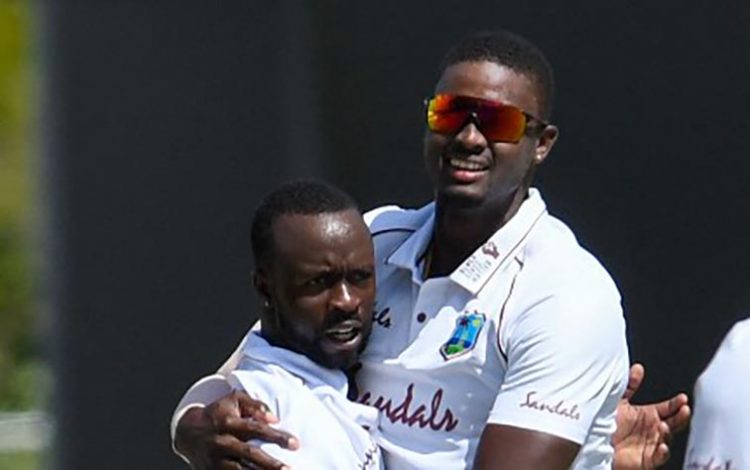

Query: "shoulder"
(697, 317), (750, 387)
(722, 317), (750, 349)
(364, 202), (433, 236)
(515, 213), (622, 319)
(228, 362), (301, 410)
(364, 202), (433, 262)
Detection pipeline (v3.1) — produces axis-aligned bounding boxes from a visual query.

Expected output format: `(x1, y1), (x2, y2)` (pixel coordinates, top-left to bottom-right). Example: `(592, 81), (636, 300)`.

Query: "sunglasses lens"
(478, 106), (527, 143)
(426, 94), (529, 143)
(427, 95), (471, 134)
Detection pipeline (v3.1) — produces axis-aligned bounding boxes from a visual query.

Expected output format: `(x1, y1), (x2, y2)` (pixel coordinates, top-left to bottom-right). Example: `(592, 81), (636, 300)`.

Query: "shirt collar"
(242, 331), (349, 395)
(385, 188), (547, 294)
(384, 209), (436, 285)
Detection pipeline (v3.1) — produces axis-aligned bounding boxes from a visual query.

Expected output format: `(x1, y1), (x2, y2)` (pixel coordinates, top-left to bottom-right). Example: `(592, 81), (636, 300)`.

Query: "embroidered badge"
(440, 311), (486, 360)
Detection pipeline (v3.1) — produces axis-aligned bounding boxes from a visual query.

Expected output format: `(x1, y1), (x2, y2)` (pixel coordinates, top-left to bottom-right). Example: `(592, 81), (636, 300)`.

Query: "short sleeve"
(169, 330), (251, 454)
(487, 289), (629, 444)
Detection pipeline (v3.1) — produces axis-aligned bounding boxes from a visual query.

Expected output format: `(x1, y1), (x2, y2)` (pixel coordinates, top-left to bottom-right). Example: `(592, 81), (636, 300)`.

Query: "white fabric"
(228, 332), (382, 470)
(172, 188), (629, 469)
(169, 374), (233, 463)
(684, 318), (750, 470)
(358, 188), (629, 469)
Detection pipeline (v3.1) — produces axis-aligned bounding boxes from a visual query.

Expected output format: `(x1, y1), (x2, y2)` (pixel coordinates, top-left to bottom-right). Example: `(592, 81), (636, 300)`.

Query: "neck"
(428, 187), (528, 277)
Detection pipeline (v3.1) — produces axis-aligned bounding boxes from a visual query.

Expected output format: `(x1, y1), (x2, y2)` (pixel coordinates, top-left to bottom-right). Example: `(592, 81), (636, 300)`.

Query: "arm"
(175, 390), (297, 470)
(477, 283), (630, 469)
(170, 333), (298, 469)
(474, 424), (580, 470)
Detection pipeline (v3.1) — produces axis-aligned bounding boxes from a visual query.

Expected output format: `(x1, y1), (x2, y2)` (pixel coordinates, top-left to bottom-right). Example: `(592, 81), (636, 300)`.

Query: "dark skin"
(423, 61), (558, 279)
(174, 60), (690, 470)
(255, 210), (375, 372)
(426, 60), (576, 468)
(175, 210), (375, 470)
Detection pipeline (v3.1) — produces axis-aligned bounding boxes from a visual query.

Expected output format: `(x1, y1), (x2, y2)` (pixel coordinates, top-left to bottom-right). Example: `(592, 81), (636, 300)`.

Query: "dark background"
(40, 1), (750, 468)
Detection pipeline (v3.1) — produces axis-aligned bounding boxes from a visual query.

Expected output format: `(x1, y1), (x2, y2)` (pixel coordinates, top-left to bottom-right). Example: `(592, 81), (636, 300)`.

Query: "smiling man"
(204, 180), (382, 469)
(351, 33), (627, 469)
(172, 30), (689, 469)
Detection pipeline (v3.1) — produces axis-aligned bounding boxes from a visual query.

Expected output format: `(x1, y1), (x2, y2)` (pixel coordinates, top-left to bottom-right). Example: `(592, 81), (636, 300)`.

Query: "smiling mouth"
(447, 157), (489, 172)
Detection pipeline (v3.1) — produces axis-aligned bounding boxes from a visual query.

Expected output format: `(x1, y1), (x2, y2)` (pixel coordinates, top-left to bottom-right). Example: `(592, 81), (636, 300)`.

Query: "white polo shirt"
(359, 188), (629, 469)
(172, 188), (629, 469)
(684, 318), (750, 470)
(227, 331), (382, 470)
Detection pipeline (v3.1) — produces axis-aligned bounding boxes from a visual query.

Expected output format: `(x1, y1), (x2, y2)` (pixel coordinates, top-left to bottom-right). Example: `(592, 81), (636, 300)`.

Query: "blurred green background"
(0, 1), (44, 468)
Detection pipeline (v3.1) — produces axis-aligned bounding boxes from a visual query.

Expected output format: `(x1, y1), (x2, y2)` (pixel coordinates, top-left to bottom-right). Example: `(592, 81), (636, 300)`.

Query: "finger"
(216, 460), (244, 470)
(235, 394), (279, 423)
(223, 416), (299, 449)
(664, 403), (691, 434)
(655, 393), (688, 417)
(211, 436), (287, 470)
(657, 421), (672, 445)
(623, 363), (645, 401)
(238, 445), (291, 470)
(650, 442), (670, 468)
(635, 424), (660, 470)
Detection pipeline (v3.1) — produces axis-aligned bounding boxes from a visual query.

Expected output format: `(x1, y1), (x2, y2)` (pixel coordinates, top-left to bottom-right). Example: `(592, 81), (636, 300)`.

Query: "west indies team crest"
(440, 311), (486, 360)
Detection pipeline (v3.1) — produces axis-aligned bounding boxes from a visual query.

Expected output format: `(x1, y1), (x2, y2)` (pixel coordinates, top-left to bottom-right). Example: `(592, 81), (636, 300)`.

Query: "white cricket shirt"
(358, 188), (629, 469)
(684, 318), (750, 470)
(172, 188), (629, 469)
(227, 331), (382, 470)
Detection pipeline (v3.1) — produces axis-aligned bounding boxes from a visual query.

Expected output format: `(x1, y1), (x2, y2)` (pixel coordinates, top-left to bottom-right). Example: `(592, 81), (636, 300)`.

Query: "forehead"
(435, 60), (542, 117)
(271, 211), (372, 263)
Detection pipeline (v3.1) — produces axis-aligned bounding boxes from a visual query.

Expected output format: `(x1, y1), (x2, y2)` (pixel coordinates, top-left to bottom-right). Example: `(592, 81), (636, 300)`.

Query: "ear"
(253, 268), (272, 307)
(533, 124), (559, 165)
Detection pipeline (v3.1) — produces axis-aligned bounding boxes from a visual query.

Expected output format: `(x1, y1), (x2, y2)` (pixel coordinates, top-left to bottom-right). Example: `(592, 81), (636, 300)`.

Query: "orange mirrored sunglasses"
(426, 94), (547, 143)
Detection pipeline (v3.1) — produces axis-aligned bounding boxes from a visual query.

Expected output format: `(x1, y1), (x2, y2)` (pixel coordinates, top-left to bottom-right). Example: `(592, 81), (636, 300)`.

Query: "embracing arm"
(170, 334), (298, 469)
(474, 424), (579, 470)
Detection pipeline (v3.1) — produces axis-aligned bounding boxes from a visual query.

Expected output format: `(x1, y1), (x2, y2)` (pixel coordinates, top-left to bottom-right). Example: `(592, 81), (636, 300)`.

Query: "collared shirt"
(228, 332), (382, 470)
(684, 318), (750, 470)
(172, 188), (629, 469)
(358, 188), (629, 469)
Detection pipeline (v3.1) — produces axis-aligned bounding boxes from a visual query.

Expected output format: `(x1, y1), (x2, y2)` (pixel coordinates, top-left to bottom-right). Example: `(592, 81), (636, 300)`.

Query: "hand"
(175, 390), (299, 470)
(612, 363), (691, 470)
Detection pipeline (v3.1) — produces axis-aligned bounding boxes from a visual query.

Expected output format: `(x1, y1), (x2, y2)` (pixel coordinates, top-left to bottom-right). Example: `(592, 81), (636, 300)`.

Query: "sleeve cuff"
(169, 374), (234, 462)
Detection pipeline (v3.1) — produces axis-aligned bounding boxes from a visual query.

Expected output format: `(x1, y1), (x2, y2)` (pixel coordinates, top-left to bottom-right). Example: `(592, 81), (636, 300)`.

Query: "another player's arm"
(474, 425), (579, 470)
(171, 341), (298, 469)
(175, 389), (297, 470)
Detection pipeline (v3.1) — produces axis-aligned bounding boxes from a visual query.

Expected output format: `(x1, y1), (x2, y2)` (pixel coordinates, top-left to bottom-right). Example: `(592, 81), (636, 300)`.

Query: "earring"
(263, 299), (272, 309)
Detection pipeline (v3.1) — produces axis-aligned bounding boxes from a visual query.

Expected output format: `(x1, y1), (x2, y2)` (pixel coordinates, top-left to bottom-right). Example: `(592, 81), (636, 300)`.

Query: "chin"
(437, 185), (486, 208)
(320, 351), (359, 370)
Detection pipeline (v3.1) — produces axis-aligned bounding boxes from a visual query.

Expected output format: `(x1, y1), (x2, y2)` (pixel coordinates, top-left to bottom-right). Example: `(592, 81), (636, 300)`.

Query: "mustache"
(322, 310), (362, 330)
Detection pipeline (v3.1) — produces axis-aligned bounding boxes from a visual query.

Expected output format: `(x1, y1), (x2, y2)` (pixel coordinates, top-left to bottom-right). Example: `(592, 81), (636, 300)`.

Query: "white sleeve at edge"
(169, 332), (249, 461)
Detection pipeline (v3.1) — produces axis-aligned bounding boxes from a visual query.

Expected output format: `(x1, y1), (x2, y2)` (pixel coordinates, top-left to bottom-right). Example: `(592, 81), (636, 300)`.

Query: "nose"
(329, 281), (360, 312)
(454, 113), (488, 150)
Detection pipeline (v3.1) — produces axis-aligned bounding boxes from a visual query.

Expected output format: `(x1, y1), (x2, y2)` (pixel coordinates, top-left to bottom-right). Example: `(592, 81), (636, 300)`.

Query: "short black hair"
(439, 30), (555, 120)
(250, 179), (359, 267)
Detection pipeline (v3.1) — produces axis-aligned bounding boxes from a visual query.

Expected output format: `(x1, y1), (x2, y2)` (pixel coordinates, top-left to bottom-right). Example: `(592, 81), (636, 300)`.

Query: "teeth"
(330, 326), (354, 334)
(327, 325), (359, 342)
(449, 158), (487, 171)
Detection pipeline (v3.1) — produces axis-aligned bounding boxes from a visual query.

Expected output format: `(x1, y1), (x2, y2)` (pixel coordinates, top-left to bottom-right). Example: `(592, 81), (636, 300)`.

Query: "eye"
(303, 274), (328, 288)
(348, 269), (374, 285)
